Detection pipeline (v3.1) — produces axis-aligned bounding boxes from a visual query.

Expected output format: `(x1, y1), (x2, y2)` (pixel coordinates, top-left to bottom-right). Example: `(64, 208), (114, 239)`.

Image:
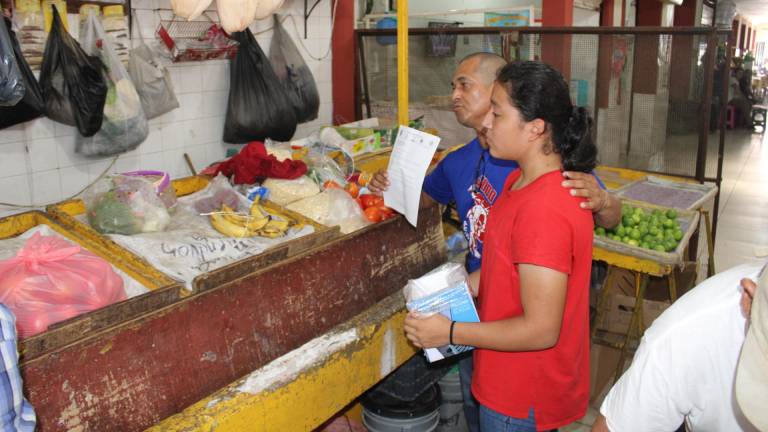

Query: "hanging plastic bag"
(224, 28), (297, 144)
(0, 16), (44, 129)
(76, 12), (148, 156)
(269, 15), (319, 123)
(0, 233), (126, 338)
(127, 12), (179, 119)
(39, 5), (108, 136)
(0, 16), (25, 106)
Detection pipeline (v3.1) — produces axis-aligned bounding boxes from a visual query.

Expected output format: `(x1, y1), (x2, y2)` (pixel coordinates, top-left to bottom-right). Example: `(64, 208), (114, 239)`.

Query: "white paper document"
(383, 126), (441, 226)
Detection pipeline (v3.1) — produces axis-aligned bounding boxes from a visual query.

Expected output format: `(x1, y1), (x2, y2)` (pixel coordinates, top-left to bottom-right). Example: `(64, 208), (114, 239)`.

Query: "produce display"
(594, 204), (684, 252)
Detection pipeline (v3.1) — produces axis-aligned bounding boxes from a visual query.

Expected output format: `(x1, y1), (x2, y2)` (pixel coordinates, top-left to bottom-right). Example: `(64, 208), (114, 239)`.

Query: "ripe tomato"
(360, 194), (379, 209)
(364, 206), (383, 223)
(379, 206), (395, 220)
(344, 182), (360, 198)
(356, 197), (365, 210)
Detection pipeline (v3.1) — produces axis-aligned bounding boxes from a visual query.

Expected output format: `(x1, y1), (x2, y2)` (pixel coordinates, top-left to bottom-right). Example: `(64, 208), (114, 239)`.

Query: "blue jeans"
(459, 354), (480, 432)
(478, 405), (536, 432)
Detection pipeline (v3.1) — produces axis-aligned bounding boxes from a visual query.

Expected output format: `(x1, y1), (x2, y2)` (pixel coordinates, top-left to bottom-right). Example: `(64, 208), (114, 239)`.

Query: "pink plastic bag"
(0, 233), (126, 338)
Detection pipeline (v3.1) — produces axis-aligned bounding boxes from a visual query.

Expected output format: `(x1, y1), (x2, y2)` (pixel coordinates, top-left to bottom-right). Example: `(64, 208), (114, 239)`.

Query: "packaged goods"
(262, 175), (320, 206)
(84, 175), (172, 235)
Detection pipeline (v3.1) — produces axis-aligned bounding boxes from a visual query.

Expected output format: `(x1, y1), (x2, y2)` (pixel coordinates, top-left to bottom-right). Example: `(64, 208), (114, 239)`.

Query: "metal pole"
(396, 0), (409, 126)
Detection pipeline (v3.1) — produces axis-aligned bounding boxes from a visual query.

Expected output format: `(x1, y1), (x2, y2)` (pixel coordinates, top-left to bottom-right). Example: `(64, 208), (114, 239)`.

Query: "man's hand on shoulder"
(562, 171), (621, 229)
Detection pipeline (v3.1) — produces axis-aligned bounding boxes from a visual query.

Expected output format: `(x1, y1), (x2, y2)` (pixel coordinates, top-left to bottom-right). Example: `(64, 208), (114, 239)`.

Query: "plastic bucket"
(362, 385), (440, 432)
(436, 368), (468, 432)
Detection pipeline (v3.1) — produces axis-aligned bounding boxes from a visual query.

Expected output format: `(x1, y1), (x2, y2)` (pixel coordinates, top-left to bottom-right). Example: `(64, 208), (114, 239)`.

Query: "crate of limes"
(593, 201), (700, 265)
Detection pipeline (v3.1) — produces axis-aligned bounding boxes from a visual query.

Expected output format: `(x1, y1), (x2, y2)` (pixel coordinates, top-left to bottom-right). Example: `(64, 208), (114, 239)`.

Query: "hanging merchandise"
(127, 12), (179, 119)
(253, 0), (285, 20)
(13, 0), (45, 69)
(0, 13), (25, 106)
(42, 0), (68, 32)
(0, 16), (44, 129)
(78, 4), (101, 39)
(0, 233), (127, 338)
(170, 0), (213, 21)
(217, 0), (258, 33)
(223, 28), (297, 143)
(269, 15), (319, 123)
(101, 5), (130, 65)
(76, 12), (148, 156)
(39, 5), (108, 136)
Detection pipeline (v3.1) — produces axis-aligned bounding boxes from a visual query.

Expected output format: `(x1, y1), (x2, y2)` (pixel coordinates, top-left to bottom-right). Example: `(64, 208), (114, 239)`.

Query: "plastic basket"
(156, 16), (238, 62)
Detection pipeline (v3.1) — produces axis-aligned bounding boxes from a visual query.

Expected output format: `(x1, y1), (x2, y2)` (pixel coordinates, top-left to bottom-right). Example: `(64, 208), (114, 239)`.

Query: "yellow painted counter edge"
(146, 293), (418, 432)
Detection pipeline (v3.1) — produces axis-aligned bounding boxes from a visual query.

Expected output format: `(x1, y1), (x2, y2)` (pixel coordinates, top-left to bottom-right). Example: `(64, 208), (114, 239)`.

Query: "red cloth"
(472, 169), (593, 430)
(207, 141), (307, 184)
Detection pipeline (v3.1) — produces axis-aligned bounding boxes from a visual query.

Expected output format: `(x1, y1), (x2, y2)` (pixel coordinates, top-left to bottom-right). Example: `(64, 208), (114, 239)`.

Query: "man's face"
(451, 58), (493, 131)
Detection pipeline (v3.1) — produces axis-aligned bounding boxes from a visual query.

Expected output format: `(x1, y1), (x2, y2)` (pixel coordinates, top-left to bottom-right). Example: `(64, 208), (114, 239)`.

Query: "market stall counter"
(20, 204), (445, 431)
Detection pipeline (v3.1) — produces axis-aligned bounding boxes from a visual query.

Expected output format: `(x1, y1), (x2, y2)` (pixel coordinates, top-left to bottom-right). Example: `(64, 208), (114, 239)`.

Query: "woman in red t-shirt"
(405, 61), (597, 431)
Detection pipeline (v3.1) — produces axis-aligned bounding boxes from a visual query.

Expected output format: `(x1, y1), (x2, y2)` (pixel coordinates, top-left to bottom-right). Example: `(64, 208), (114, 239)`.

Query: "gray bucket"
(362, 408), (439, 432)
(436, 368), (468, 432)
(361, 384), (440, 432)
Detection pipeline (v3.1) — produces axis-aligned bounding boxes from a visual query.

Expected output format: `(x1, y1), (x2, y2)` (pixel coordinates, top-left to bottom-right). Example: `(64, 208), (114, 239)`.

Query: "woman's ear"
(527, 118), (548, 142)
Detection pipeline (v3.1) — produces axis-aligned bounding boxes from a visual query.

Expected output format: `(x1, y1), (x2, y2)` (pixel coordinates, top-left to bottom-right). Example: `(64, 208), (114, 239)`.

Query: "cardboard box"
(596, 262), (698, 334)
(590, 343), (623, 404)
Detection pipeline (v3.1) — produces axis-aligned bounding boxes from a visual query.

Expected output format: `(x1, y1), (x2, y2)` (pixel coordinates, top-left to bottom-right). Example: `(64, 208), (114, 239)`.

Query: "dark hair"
(496, 61), (597, 172)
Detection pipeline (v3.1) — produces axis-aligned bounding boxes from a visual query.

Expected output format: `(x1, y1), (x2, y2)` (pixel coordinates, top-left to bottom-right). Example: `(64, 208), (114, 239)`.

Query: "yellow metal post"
(396, 0), (408, 125)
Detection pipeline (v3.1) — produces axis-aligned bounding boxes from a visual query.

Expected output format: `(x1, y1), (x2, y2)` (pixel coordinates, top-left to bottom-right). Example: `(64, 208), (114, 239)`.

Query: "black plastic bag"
(268, 16), (319, 123)
(0, 15), (24, 106)
(39, 5), (107, 137)
(0, 16), (44, 129)
(223, 28), (297, 144)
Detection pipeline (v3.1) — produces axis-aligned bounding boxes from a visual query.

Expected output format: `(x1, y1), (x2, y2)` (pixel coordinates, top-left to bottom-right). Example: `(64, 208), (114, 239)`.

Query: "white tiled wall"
(0, 0), (334, 215)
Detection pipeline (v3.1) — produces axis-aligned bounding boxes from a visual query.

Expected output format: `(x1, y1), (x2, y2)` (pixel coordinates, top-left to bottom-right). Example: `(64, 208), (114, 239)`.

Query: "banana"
(220, 204), (270, 232)
(210, 211), (254, 237)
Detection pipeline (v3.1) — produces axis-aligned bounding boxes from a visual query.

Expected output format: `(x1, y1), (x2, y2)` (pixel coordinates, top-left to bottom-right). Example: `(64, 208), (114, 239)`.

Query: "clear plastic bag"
(268, 15), (318, 123)
(262, 175), (320, 206)
(286, 188), (371, 234)
(76, 12), (148, 156)
(84, 175), (171, 235)
(403, 262), (470, 304)
(180, 173), (251, 214)
(39, 4), (108, 136)
(127, 12), (179, 119)
(0, 233), (126, 338)
(0, 15), (25, 106)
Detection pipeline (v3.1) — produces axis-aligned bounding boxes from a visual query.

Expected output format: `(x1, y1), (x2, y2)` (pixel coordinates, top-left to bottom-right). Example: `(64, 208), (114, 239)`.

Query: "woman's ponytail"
(560, 106), (597, 172)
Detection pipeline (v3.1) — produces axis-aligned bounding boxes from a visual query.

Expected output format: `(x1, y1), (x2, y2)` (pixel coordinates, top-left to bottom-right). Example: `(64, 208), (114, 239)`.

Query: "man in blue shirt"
(370, 52), (621, 432)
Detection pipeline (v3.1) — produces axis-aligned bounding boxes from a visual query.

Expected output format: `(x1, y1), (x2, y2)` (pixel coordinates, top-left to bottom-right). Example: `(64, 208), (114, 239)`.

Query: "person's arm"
(591, 414), (609, 432)
(467, 270), (480, 297)
(404, 264), (567, 351)
(562, 171), (621, 229)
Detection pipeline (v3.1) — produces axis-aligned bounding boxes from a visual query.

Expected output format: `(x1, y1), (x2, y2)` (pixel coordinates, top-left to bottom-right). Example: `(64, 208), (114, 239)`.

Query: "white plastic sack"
(263, 175), (320, 206)
(170, 0), (214, 21)
(77, 13), (148, 156)
(127, 13), (179, 119)
(217, 0), (259, 33)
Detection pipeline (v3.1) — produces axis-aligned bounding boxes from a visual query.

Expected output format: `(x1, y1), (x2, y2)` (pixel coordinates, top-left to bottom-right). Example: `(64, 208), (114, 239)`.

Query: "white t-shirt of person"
(600, 263), (763, 432)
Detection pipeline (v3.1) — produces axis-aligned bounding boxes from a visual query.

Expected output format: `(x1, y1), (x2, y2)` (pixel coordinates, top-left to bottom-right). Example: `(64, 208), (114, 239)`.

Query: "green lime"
(666, 209), (677, 219)
(630, 229), (642, 240)
(627, 239), (639, 246)
(595, 227), (606, 236)
(673, 230), (683, 241)
(641, 242), (650, 249)
(665, 241), (676, 252)
(663, 219), (675, 228)
(617, 225), (626, 236)
(622, 236), (631, 243)
(654, 245), (666, 252)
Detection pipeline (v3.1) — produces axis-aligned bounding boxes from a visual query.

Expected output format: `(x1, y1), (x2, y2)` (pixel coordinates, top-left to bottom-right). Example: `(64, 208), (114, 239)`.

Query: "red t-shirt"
(471, 169), (594, 430)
